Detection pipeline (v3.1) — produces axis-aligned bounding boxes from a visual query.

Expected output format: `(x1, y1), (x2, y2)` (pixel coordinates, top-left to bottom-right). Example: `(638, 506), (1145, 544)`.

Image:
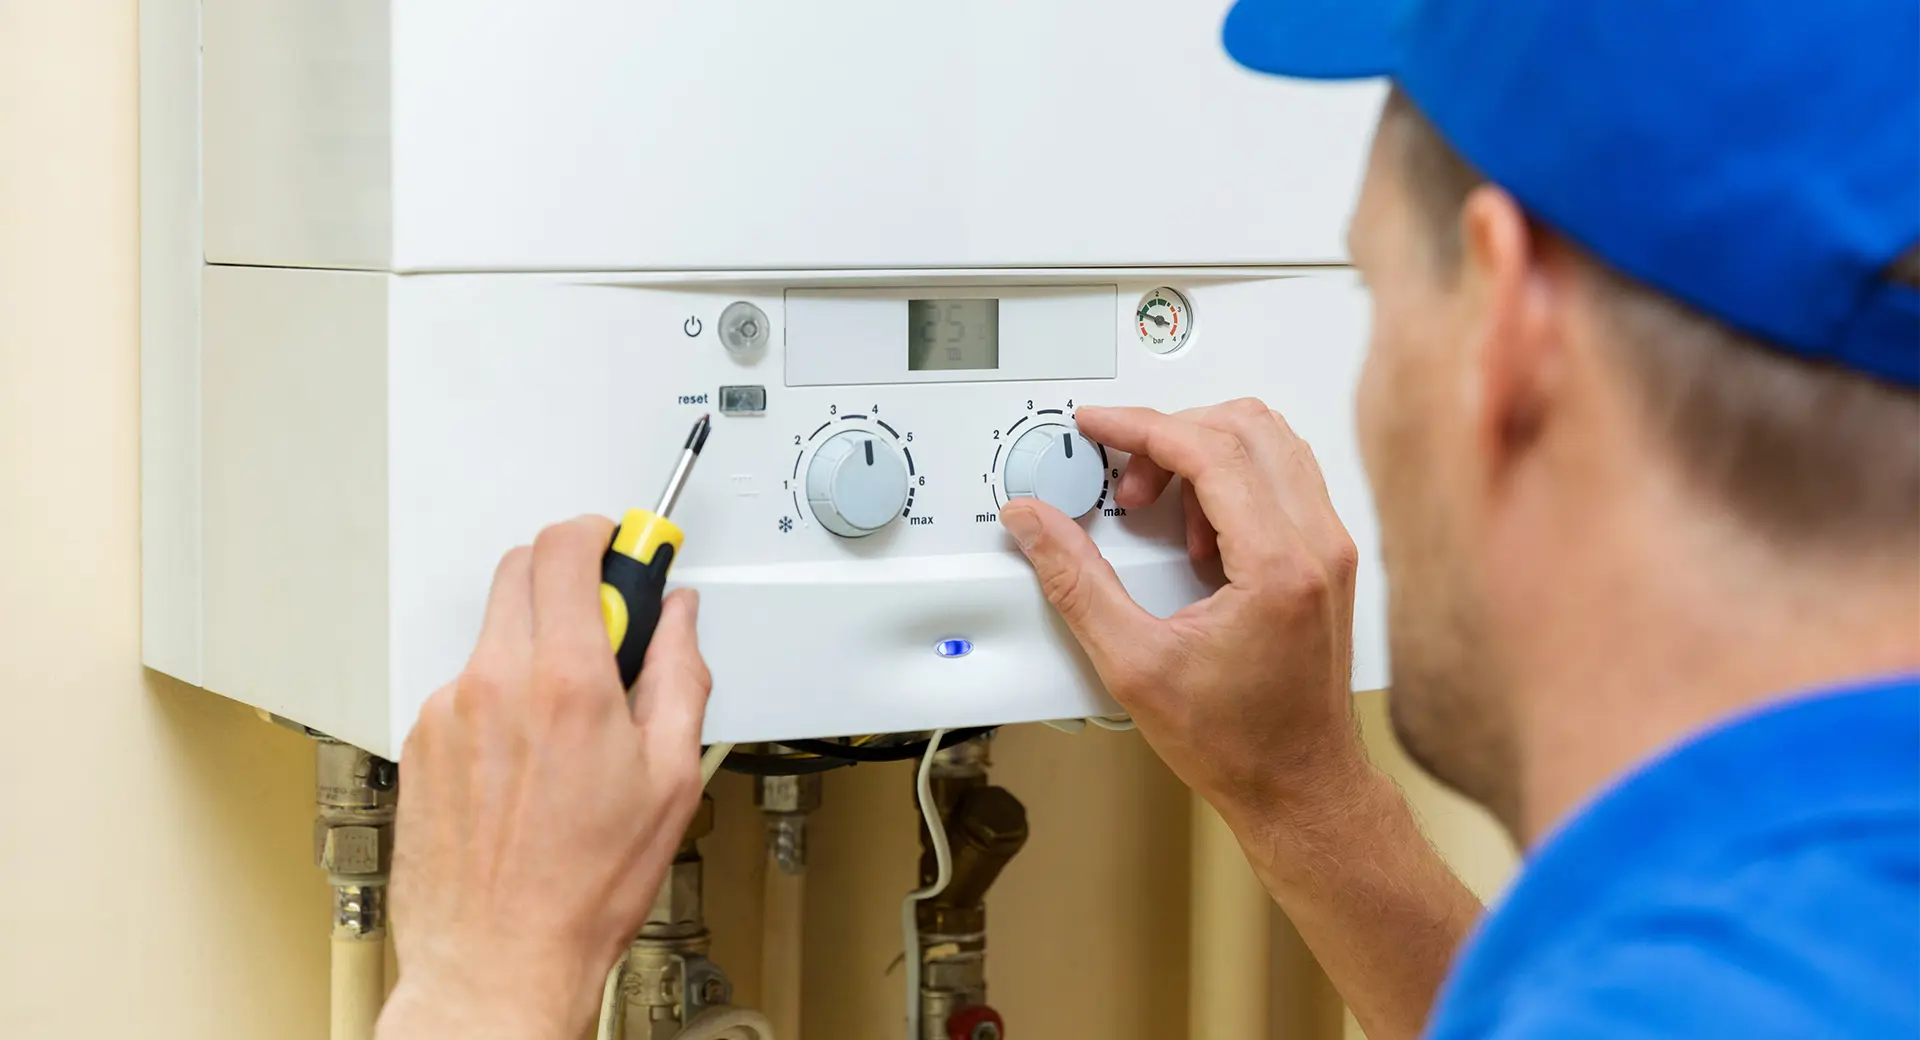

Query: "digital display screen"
(907, 299), (999, 371)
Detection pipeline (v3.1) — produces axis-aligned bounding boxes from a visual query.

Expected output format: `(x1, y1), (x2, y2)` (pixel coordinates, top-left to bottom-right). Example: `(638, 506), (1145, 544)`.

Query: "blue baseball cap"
(1223, 0), (1920, 388)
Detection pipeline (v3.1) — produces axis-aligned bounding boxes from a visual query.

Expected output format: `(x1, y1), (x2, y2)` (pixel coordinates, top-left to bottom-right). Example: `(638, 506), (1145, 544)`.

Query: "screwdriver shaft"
(653, 414), (711, 518)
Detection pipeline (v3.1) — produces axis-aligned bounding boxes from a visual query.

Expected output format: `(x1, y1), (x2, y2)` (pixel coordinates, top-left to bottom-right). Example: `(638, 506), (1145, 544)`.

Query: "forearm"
(1224, 760), (1484, 1040)
(375, 943), (611, 1040)
(376, 989), (570, 1040)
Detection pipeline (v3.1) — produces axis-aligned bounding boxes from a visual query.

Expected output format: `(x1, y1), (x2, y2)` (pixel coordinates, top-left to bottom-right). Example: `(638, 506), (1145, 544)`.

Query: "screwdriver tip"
(688, 413), (712, 454)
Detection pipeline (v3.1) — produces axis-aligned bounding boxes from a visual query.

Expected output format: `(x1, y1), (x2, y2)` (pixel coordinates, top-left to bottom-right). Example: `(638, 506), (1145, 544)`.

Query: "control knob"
(806, 430), (909, 537)
(1004, 424), (1104, 518)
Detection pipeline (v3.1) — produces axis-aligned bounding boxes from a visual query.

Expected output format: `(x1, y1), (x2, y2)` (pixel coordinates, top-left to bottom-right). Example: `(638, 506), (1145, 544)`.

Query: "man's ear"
(1457, 184), (1561, 475)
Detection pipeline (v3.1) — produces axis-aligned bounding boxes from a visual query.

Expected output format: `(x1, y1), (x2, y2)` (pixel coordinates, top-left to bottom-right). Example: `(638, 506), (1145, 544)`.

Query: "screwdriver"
(600, 414), (711, 690)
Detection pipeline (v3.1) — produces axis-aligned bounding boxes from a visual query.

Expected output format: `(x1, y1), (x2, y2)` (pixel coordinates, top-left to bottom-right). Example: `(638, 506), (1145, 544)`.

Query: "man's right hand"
(1002, 400), (1481, 1040)
(999, 400), (1370, 828)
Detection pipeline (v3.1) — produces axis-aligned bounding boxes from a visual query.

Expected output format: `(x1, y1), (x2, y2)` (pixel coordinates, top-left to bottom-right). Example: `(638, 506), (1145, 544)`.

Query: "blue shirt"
(1427, 675), (1920, 1039)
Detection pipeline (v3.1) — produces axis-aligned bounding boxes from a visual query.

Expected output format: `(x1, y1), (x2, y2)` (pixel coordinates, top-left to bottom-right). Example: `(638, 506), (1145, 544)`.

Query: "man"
(376, 1), (1920, 1037)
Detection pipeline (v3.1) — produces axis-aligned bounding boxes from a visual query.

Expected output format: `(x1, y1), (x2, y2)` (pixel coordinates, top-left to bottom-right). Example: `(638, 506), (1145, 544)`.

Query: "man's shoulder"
(1515, 831), (1915, 1037)
(1429, 677), (1919, 1038)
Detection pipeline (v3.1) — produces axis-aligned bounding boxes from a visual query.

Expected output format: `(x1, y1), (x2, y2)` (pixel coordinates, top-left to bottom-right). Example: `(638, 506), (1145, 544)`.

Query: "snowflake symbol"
(778, 516), (794, 533)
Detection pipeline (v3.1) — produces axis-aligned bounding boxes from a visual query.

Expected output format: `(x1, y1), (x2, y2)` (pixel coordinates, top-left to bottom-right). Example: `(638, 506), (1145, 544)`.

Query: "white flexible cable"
(901, 728), (952, 1040)
(677, 1006), (779, 1040)
(700, 742), (735, 788)
(595, 955), (623, 1040)
(599, 740), (730, 1040)
(1087, 714), (1137, 731)
(591, 745), (740, 1040)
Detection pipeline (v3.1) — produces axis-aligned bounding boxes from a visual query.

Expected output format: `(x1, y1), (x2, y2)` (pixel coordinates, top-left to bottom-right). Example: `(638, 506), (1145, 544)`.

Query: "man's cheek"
(1357, 322), (1432, 555)
(1356, 310), (1418, 492)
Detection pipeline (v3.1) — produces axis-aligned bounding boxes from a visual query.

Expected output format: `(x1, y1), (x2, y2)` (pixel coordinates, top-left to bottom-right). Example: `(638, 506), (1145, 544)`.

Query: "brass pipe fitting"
(313, 739), (398, 940)
(754, 772), (823, 876)
(915, 737), (1027, 1040)
(619, 795), (738, 1040)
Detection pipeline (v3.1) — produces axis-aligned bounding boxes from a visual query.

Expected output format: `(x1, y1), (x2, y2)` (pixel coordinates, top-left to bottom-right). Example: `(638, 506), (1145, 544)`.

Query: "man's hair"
(1381, 87), (1920, 554)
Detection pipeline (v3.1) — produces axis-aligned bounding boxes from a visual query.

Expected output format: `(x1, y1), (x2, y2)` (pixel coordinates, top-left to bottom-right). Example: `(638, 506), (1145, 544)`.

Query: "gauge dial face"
(1136, 287), (1192, 353)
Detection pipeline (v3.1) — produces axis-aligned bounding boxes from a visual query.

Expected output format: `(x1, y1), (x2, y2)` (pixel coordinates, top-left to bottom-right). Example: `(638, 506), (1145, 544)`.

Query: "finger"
(1182, 479), (1218, 562)
(1184, 400), (1358, 568)
(1115, 452), (1176, 509)
(530, 514), (621, 689)
(1213, 403), (1347, 556)
(1191, 398), (1291, 475)
(1074, 407), (1278, 575)
(1075, 406), (1248, 490)
(1111, 401), (1271, 509)
(401, 680), (452, 766)
(397, 684), (464, 878)
(1073, 407), (1172, 507)
(1281, 427), (1353, 552)
(1000, 499), (1163, 682)
(632, 589), (713, 752)
(468, 545), (534, 677)
(1191, 400), (1332, 519)
(1073, 406), (1178, 461)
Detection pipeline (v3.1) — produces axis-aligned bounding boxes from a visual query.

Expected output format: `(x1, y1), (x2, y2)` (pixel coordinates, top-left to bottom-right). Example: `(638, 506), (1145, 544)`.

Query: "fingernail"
(1001, 507), (1041, 551)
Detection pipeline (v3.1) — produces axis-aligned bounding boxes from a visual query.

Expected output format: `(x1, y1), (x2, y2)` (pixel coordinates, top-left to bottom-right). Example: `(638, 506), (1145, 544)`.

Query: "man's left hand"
(378, 515), (712, 1040)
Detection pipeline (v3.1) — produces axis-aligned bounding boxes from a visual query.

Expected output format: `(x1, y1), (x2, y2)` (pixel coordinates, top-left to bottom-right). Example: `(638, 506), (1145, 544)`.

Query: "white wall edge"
(139, 0), (205, 683)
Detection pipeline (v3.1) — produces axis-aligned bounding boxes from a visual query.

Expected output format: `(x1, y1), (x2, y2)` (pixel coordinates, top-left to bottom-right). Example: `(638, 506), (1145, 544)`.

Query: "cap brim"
(1222, 0), (1403, 80)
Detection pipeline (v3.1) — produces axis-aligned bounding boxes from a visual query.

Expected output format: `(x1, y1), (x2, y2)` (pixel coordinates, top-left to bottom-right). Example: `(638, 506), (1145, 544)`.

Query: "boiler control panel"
(195, 265), (1385, 754)
(575, 283), (1200, 567)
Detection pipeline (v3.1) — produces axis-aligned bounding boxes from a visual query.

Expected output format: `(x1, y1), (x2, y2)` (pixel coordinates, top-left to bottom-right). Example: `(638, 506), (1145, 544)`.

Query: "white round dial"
(1004, 424), (1104, 518)
(806, 430), (909, 538)
(1136, 287), (1192, 353)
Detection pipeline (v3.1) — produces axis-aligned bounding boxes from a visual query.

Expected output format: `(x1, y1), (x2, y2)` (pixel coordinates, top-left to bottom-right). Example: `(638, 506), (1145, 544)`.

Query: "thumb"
(631, 588), (713, 751)
(1000, 500), (1160, 678)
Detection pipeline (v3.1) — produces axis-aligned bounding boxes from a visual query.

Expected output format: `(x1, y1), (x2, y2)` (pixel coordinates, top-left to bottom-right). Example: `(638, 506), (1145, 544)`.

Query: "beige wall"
(0, 3), (1513, 1036)
(1, 8), (332, 1039)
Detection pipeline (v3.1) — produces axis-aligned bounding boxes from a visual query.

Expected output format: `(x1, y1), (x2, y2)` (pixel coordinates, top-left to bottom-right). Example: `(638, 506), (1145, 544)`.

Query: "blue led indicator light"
(935, 638), (974, 659)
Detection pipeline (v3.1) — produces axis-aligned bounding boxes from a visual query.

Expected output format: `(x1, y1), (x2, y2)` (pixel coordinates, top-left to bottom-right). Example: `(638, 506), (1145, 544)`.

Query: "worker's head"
(1227, 0), (1920, 828)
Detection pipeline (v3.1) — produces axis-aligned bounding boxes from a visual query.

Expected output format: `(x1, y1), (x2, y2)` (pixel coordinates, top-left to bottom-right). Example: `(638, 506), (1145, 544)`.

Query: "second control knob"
(1004, 424), (1105, 518)
(806, 430), (909, 538)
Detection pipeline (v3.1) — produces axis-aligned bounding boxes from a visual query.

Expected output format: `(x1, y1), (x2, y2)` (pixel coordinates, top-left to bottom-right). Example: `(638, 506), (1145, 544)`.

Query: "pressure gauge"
(1136, 287), (1192, 354)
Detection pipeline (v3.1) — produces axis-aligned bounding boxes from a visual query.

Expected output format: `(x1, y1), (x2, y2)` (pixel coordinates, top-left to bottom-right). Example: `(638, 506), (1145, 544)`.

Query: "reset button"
(719, 385), (767, 415)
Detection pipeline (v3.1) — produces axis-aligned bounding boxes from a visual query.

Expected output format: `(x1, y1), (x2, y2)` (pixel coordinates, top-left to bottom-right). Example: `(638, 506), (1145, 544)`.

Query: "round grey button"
(719, 300), (771, 359)
(1004, 424), (1104, 518)
(806, 431), (909, 537)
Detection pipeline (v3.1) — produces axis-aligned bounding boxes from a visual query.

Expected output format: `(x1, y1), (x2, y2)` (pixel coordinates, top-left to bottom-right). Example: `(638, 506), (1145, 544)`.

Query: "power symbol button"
(683, 315), (704, 337)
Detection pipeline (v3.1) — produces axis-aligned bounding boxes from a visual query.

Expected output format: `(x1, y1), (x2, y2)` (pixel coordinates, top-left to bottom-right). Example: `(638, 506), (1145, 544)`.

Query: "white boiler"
(141, 0), (1388, 759)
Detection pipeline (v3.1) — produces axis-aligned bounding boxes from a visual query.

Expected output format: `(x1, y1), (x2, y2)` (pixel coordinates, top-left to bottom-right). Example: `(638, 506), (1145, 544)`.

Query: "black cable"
(716, 750), (854, 777)
(702, 727), (998, 777)
(777, 726), (996, 763)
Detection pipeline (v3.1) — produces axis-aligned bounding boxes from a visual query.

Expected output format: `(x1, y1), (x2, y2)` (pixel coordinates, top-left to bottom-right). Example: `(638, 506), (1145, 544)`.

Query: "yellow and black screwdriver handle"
(599, 508), (685, 690)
